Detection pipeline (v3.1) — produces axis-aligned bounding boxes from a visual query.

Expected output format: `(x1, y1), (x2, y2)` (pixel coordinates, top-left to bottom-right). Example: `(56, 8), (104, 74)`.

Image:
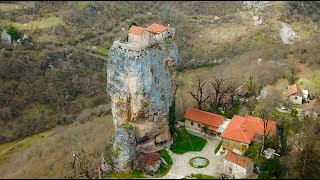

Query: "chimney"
(242, 127), (246, 132)
(168, 24), (170, 27)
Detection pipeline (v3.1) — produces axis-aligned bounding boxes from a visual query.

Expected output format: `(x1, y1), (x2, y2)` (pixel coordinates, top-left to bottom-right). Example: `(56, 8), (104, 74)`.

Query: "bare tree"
(189, 77), (210, 110)
(67, 148), (96, 179)
(210, 73), (235, 111)
(284, 116), (320, 178)
(255, 87), (283, 154)
(216, 172), (232, 179)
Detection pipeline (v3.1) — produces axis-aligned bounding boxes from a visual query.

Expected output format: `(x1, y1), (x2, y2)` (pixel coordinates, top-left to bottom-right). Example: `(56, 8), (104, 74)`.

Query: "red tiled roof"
(225, 151), (252, 168)
(208, 126), (218, 131)
(302, 99), (320, 113)
(283, 84), (303, 97)
(146, 23), (169, 34)
(140, 153), (161, 166)
(235, 84), (249, 96)
(221, 115), (276, 144)
(128, 25), (145, 35)
(184, 107), (225, 129)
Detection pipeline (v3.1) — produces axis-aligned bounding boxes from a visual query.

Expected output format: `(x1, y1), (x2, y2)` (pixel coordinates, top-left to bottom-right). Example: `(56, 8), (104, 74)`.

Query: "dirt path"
(0, 139), (27, 156)
(0, 131), (52, 157)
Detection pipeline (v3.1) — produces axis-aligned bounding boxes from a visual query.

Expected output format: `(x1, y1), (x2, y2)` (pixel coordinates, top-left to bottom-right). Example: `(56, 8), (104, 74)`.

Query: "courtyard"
(162, 132), (224, 179)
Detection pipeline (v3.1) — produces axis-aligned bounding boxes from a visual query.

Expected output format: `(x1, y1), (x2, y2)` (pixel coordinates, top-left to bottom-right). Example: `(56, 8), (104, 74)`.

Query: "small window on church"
(191, 122), (194, 126)
(198, 124), (201, 128)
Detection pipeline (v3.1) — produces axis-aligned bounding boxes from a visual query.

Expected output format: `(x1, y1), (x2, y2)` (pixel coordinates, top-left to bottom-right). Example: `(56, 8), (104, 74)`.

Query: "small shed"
(263, 148), (276, 159)
(138, 152), (162, 176)
(224, 151), (254, 179)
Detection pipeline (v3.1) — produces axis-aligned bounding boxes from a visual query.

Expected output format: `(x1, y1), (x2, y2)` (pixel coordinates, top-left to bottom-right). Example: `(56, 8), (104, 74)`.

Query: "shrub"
(258, 171), (272, 179)
(169, 100), (176, 137)
(214, 140), (222, 154)
(260, 158), (282, 178)
(93, 104), (111, 116)
(223, 106), (239, 119)
(76, 109), (92, 124)
(290, 108), (298, 117)
(3, 24), (19, 41)
(244, 143), (266, 166)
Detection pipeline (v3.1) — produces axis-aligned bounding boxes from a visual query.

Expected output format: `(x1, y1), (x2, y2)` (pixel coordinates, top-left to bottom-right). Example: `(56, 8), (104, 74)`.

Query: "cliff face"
(106, 35), (179, 171)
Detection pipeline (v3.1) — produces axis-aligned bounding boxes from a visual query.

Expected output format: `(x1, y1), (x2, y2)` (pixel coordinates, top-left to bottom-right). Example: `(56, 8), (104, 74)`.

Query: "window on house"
(191, 122), (194, 126)
(198, 124), (201, 128)
(295, 97), (298, 100)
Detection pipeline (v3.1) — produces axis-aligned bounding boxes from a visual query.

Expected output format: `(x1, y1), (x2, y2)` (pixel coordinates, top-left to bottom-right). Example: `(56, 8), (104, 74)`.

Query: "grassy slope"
(0, 131), (53, 167)
(0, 3), (21, 11)
(0, 114), (115, 178)
(11, 15), (61, 30)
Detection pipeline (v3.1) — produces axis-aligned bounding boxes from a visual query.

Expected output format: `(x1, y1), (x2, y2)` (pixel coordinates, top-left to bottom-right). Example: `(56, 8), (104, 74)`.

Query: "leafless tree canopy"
(284, 117), (320, 178)
(189, 77), (210, 110)
(210, 73), (235, 110)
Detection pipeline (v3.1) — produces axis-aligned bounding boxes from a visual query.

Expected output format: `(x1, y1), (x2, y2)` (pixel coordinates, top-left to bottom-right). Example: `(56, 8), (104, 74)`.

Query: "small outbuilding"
(224, 151), (254, 179)
(137, 152), (162, 176)
(263, 148), (276, 159)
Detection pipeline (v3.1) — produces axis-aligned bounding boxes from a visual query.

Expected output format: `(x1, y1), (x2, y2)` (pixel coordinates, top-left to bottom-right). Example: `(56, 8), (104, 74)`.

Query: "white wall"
(303, 111), (318, 118)
(185, 119), (202, 133)
(289, 94), (302, 105)
(224, 159), (253, 179)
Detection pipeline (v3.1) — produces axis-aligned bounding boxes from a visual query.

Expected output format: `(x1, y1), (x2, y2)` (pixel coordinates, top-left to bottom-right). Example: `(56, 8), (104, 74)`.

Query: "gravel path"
(162, 135), (224, 179)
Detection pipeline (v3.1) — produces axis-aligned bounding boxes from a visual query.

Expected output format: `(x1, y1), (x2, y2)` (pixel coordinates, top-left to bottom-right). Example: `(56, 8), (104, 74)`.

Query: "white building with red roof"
(184, 106), (226, 136)
(221, 114), (276, 155)
(127, 23), (175, 47)
(283, 83), (304, 105)
(301, 99), (320, 118)
(224, 151), (254, 179)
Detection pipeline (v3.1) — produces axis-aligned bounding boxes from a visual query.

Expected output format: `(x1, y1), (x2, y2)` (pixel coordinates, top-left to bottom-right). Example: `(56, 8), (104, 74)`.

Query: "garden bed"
(189, 156), (210, 168)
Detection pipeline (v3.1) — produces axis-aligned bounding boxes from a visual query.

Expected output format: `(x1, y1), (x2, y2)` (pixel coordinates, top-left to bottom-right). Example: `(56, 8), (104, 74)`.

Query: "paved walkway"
(162, 135), (224, 179)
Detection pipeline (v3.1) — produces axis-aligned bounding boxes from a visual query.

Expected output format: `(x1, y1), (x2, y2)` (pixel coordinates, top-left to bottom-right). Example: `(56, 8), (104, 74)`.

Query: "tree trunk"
(198, 102), (202, 110)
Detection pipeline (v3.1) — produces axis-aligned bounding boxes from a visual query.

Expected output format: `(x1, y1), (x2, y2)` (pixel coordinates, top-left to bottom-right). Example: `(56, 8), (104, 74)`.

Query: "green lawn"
(104, 169), (145, 178)
(95, 47), (109, 55)
(183, 173), (215, 179)
(156, 149), (173, 177)
(157, 149), (173, 166)
(170, 128), (207, 154)
(214, 140), (222, 154)
(156, 164), (171, 177)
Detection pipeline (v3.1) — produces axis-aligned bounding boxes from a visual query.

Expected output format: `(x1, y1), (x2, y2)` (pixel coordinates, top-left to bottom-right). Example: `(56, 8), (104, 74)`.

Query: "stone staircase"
(165, 148), (174, 156)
